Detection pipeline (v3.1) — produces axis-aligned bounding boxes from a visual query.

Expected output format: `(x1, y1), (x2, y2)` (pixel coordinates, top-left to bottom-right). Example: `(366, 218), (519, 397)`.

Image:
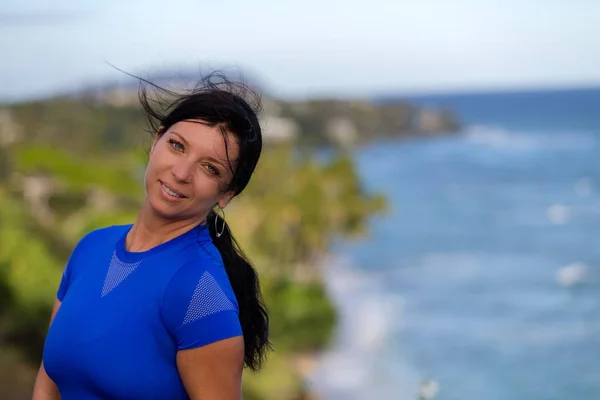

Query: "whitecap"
(547, 204), (571, 225)
(555, 262), (590, 287)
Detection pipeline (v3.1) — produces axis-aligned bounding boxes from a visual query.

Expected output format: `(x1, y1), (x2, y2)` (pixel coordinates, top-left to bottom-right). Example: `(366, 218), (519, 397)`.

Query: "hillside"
(63, 70), (462, 147)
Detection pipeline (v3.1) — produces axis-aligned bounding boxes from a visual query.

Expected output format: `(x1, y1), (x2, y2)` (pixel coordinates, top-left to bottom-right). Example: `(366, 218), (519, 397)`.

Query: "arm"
(31, 299), (62, 400)
(177, 336), (244, 400)
(162, 261), (245, 400)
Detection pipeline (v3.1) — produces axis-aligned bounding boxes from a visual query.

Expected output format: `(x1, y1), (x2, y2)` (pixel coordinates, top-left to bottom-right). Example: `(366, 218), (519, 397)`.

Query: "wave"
(307, 255), (420, 400)
(464, 125), (540, 150)
(463, 125), (596, 152)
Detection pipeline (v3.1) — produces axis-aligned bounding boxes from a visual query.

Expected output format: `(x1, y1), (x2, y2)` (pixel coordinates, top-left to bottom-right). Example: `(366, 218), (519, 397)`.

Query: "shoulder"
(78, 224), (131, 247)
(160, 242), (241, 345)
(166, 241), (238, 311)
(178, 238), (224, 270)
(58, 224), (132, 299)
(66, 224), (130, 264)
(168, 239), (233, 293)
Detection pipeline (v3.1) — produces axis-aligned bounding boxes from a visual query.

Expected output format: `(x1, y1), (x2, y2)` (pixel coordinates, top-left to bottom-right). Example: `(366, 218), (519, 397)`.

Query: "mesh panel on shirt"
(101, 252), (142, 297)
(181, 271), (236, 327)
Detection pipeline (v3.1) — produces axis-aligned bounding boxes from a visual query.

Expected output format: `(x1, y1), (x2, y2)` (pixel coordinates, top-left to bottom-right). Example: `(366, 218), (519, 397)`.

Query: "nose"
(171, 159), (193, 183)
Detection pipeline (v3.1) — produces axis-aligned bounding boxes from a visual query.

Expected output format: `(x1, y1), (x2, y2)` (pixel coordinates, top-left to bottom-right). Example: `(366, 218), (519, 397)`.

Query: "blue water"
(310, 88), (600, 400)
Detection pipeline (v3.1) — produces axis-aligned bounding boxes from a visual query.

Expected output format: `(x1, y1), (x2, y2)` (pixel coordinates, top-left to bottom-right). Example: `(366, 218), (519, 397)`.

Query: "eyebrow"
(171, 131), (189, 147)
(171, 131), (231, 169)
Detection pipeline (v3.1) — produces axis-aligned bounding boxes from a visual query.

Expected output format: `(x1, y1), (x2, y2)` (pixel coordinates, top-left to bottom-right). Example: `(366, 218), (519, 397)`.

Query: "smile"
(160, 182), (186, 199)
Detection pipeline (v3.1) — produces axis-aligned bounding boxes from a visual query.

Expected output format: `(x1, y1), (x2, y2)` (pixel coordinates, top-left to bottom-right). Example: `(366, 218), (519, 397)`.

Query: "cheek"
(145, 149), (168, 180)
(143, 157), (167, 196)
(191, 176), (224, 202)
(143, 160), (156, 187)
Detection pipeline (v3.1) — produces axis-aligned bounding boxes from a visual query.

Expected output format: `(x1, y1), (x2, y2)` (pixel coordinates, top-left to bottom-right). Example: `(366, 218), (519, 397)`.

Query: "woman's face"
(144, 120), (238, 223)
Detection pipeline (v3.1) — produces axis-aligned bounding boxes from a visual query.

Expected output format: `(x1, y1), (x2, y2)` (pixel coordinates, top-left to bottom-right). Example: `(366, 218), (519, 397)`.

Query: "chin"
(145, 187), (181, 220)
(145, 197), (173, 220)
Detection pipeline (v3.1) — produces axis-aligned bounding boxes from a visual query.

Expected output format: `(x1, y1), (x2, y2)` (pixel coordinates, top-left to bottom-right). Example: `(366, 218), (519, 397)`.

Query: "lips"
(160, 181), (187, 198)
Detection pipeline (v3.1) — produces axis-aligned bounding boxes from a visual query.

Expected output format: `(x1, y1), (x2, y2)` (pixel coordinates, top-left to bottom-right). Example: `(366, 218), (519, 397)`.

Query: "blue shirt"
(42, 224), (242, 400)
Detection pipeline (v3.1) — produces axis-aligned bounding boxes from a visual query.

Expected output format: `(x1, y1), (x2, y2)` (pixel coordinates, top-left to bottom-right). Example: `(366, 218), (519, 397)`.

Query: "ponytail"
(207, 209), (271, 371)
(132, 69), (269, 369)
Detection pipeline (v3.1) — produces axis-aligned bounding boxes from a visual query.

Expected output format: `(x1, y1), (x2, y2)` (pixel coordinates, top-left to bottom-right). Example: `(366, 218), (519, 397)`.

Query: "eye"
(168, 138), (184, 152)
(203, 164), (220, 176)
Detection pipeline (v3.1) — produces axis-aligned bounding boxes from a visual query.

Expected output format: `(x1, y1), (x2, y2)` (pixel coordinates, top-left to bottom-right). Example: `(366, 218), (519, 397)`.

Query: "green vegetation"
(0, 96), (386, 399)
(277, 98), (460, 147)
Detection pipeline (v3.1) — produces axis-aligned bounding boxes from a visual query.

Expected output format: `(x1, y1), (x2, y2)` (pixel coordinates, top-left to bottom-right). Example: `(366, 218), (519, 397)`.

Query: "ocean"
(308, 88), (600, 400)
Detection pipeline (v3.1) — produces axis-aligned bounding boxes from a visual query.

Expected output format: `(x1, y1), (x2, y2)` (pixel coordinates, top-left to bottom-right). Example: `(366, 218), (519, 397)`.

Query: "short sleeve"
(56, 241), (83, 301)
(56, 230), (94, 302)
(161, 261), (242, 350)
(56, 261), (71, 302)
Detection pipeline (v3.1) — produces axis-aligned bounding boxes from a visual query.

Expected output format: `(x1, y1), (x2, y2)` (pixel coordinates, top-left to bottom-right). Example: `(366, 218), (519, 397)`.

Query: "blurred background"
(1, 1), (600, 399)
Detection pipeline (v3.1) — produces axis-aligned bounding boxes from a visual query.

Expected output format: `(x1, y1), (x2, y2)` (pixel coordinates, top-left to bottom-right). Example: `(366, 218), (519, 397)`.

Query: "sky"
(2, 0), (600, 101)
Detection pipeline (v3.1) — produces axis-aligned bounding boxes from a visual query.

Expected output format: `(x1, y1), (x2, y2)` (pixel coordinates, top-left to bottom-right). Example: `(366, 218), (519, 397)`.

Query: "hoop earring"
(215, 207), (226, 238)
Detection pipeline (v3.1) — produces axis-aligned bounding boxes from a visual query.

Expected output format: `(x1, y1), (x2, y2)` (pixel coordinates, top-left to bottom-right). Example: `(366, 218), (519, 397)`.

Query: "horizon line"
(2, 80), (599, 106)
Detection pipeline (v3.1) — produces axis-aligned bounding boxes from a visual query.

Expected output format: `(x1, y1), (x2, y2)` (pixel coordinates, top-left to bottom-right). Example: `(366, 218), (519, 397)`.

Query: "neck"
(126, 199), (205, 253)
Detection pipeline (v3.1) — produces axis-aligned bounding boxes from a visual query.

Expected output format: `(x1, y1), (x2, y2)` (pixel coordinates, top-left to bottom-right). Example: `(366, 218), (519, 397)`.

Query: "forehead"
(167, 120), (239, 160)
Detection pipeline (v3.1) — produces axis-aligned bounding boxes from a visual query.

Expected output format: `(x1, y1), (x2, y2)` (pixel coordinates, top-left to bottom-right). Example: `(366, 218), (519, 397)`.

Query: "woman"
(31, 73), (271, 400)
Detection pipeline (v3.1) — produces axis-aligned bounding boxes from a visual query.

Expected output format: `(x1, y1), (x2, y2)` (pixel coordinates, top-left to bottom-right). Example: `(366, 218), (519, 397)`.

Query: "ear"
(149, 126), (165, 155)
(217, 192), (235, 209)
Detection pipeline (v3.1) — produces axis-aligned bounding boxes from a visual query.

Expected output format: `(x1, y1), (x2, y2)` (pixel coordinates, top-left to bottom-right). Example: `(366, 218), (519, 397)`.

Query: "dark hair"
(134, 70), (271, 371)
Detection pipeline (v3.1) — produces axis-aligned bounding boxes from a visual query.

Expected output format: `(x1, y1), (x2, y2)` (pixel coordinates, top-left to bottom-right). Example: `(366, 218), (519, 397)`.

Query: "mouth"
(160, 181), (187, 199)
